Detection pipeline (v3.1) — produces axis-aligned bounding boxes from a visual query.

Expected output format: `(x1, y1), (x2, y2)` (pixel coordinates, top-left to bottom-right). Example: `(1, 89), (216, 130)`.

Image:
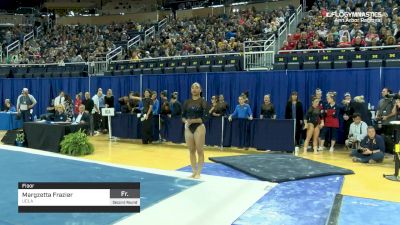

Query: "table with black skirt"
(23, 122), (87, 152)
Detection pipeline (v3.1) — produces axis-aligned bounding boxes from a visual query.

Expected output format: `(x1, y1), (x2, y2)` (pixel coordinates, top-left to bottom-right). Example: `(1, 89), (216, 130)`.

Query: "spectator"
(3, 99), (16, 112)
(74, 104), (90, 125)
(285, 91), (304, 146)
(352, 95), (372, 126)
(303, 97), (324, 154)
(64, 94), (74, 119)
(319, 92), (340, 152)
(376, 88), (394, 123)
(228, 94), (253, 121)
(170, 92), (182, 117)
(17, 88), (37, 122)
(341, 92), (354, 138)
(141, 89), (153, 144)
(74, 93), (82, 114)
(218, 94), (229, 116)
(54, 91), (65, 107)
(209, 95), (222, 117)
(160, 90), (171, 116)
(345, 113), (368, 150)
(54, 105), (69, 122)
(151, 91), (159, 116)
(260, 94), (276, 119)
(82, 92), (95, 135)
(351, 126), (385, 163)
(351, 36), (367, 50)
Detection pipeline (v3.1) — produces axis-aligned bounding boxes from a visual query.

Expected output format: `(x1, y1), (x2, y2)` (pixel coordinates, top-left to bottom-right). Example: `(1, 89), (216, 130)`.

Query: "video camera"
(385, 93), (400, 99)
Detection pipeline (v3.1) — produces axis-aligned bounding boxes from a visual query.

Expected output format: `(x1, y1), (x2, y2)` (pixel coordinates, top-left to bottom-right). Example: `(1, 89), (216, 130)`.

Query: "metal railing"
(106, 46), (123, 62)
(23, 31), (34, 45)
(276, 22), (287, 53)
(127, 35), (141, 50)
(244, 36), (276, 71)
(157, 18), (168, 33)
(111, 52), (242, 64)
(88, 61), (107, 76)
(144, 26), (155, 43)
(36, 25), (43, 37)
(6, 40), (21, 60)
(277, 45), (400, 54)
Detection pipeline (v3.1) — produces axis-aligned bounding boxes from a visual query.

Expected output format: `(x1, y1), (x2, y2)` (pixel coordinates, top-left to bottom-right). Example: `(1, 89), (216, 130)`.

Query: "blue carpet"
(178, 163), (344, 225)
(233, 175), (344, 225)
(0, 149), (200, 225)
(337, 196), (400, 225)
(177, 162), (257, 180)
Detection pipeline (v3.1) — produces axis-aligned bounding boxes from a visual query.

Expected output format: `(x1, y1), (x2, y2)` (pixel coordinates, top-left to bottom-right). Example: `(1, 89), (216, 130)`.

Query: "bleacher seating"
(273, 50), (400, 70)
(107, 54), (243, 75)
(273, 0), (400, 70)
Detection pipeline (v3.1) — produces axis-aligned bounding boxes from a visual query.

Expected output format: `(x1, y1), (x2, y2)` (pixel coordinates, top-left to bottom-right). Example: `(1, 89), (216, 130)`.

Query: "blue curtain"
(381, 68), (400, 95)
(141, 73), (206, 102)
(0, 68), (397, 120)
(90, 75), (140, 110)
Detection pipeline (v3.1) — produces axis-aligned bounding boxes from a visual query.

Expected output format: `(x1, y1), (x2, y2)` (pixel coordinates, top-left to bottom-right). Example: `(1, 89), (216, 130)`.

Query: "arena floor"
(86, 134), (399, 202)
(1, 132), (399, 225)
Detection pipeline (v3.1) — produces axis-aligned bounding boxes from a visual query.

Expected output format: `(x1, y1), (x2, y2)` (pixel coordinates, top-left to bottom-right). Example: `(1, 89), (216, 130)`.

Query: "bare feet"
(193, 173), (201, 179)
(189, 174), (196, 178)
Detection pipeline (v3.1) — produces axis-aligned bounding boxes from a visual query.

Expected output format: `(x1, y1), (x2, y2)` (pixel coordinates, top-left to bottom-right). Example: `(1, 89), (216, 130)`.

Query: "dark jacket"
(360, 134), (385, 153)
(351, 101), (371, 125)
(54, 112), (68, 122)
(74, 112), (90, 124)
(285, 101), (304, 121)
(171, 101), (182, 117)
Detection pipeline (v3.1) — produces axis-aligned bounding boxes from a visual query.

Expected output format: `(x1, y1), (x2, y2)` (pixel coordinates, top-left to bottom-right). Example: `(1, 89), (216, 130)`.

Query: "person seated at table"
(351, 126), (385, 164)
(75, 105), (90, 124)
(260, 94), (276, 119)
(39, 99), (55, 121)
(228, 95), (253, 121)
(53, 105), (70, 122)
(3, 99), (16, 112)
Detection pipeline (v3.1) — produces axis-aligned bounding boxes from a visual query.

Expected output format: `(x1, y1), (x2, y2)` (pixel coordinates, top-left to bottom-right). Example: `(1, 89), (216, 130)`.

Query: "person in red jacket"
(319, 92), (339, 152)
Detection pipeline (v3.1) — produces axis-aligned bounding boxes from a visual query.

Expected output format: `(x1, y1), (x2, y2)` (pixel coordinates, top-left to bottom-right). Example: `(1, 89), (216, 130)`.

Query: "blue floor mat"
(0, 149), (200, 225)
(328, 195), (400, 225)
(178, 163), (344, 225)
(177, 162), (257, 180)
(209, 154), (354, 182)
(233, 175), (344, 225)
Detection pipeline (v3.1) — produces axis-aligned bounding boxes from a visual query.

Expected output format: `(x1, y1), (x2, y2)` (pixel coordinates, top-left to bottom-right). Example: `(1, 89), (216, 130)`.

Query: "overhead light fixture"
(211, 4), (223, 8)
(232, 2), (248, 6)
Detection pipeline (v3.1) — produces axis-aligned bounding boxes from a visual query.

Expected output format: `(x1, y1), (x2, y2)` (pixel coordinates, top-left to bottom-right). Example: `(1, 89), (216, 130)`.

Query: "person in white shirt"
(345, 113), (368, 150)
(54, 91), (65, 107)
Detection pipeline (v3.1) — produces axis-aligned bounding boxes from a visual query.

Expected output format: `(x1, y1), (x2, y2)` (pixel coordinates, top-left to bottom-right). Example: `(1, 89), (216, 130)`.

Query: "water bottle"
(33, 115), (37, 122)
(294, 147), (299, 156)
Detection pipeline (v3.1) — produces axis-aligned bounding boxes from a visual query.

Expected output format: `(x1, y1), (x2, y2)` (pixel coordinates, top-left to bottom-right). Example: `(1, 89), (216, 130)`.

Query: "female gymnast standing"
(182, 82), (209, 179)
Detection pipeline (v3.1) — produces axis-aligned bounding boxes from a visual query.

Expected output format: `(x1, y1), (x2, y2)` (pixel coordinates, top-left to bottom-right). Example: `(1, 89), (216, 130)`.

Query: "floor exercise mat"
(326, 194), (400, 225)
(209, 154), (354, 182)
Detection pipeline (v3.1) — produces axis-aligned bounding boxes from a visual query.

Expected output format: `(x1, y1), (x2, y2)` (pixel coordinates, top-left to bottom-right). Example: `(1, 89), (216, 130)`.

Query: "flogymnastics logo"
(323, 11), (384, 23)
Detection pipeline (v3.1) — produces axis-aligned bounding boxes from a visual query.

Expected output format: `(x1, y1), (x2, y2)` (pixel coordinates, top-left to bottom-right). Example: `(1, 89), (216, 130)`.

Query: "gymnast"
(182, 82), (209, 179)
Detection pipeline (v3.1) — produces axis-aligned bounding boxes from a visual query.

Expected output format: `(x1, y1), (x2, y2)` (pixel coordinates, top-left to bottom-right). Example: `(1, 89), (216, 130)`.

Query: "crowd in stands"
(280, 0), (400, 53)
(130, 6), (295, 59)
(2, 4), (295, 64)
